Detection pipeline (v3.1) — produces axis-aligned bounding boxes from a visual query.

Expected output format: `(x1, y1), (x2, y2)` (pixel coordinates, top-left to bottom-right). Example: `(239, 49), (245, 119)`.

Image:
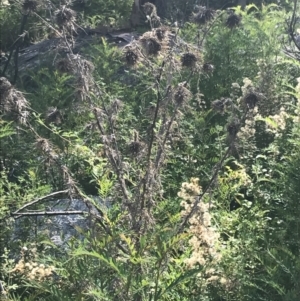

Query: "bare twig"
(179, 146), (232, 232)
(289, 0), (300, 51)
(12, 13), (29, 84)
(13, 190), (68, 214)
(178, 109), (249, 233)
(12, 210), (85, 217)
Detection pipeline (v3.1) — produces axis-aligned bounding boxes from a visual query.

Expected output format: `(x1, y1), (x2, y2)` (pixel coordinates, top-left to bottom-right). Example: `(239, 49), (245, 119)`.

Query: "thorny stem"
(1, 33), (26, 78)
(138, 60), (165, 228)
(178, 108), (249, 233)
(75, 187), (128, 254)
(93, 109), (130, 206)
(12, 211), (85, 217)
(26, 122), (129, 252)
(179, 146), (231, 232)
(155, 103), (179, 170)
(2, 12), (28, 80)
(198, 10), (226, 48)
(13, 14), (28, 84)
(13, 190), (68, 214)
(289, 0), (300, 51)
(146, 61), (165, 164)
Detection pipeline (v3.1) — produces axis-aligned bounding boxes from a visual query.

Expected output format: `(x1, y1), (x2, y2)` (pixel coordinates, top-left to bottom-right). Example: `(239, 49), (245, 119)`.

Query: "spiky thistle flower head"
(227, 119), (240, 139)
(212, 99), (225, 114)
(0, 77), (12, 102)
(46, 107), (62, 125)
(226, 13), (241, 29)
(140, 33), (162, 56)
(192, 7), (215, 24)
(142, 2), (157, 17)
(203, 62), (214, 73)
(181, 52), (198, 69)
(243, 91), (260, 109)
(55, 58), (74, 73)
(35, 138), (52, 153)
(128, 130), (144, 156)
(0, 78), (29, 124)
(155, 27), (169, 41)
(55, 6), (76, 28)
(22, 0), (38, 12)
(124, 47), (139, 66)
(174, 82), (192, 105)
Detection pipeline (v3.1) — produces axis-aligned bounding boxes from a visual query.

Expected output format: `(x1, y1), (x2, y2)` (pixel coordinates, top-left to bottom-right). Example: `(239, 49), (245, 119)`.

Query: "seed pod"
(46, 107), (62, 125)
(56, 58), (74, 73)
(129, 141), (142, 155)
(55, 7), (76, 27)
(174, 82), (192, 105)
(226, 13), (241, 28)
(192, 8), (215, 24)
(22, 0), (38, 12)
(0, 77), (12, 102)
(155, 27), (168, 41)
(212, 99), (225, 113)
(181, 53), (197, 68)
(203, 62), (214, 72)
(244, 92), (259, 109)
(140, 36), (161, 56)
(124, 48), (139, 66)
(227, 119), (240, 139)
(142, 2), (157, 17)
(128, 131), (143, 156)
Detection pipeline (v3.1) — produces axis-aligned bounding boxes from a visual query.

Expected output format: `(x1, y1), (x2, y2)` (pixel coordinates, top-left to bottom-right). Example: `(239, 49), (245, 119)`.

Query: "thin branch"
(178, 109), (249, 233)
(138, 60), (165, 225)
(93, 108), (130, 205)
(13, 190), (69, 214)
(179, 146), (232, 232)
(12, 13), (29, 84)
(1, 33), (26, 77)
(199, 10), (227, 48)
(289, 0), (300, 51)
(146, 60), (165, 164)
(75, 188), (128, 254)
(12, 211), (85, 217)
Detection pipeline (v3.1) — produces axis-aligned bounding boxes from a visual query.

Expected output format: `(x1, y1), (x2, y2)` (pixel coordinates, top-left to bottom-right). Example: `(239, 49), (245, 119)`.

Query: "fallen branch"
(13, 190), (69, 214)
(12, 210), (85, 217)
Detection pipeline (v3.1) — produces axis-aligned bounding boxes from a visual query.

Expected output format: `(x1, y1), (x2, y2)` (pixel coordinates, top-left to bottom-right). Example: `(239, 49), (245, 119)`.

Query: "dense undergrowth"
(1, 0), (300, 300)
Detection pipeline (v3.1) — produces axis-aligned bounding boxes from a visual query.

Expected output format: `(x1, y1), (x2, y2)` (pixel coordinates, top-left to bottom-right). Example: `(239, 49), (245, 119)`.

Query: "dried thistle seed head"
(8, 90), (29, 122)
(181, 52), (198, 68)
(46, 107), (62, 124)
(155, 27), (168, 41)
(74, 75), (89, 101)
(128, 141), (142, 155)
(56, 58), (74, 73)
(192, 7), (215, 24)
(174, 82), (192, 105)
(35, 138), (52, 153)
(110, 98), (123, 113)
(55, 6), (76, 27)
(124, 48), (139, 66)
(227, 119), (240, 138)
(140, 36), (161, 56)
(0, 77), (12, 101)
(142, 2), (157, 16)
(212, 99), (225, 113)
(226, 13), (241, 28)
(244, 92), (259, 109)
(203, 62), (214, 72)
(82, 59), (94, 73)
(22, 0), (38, 12)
